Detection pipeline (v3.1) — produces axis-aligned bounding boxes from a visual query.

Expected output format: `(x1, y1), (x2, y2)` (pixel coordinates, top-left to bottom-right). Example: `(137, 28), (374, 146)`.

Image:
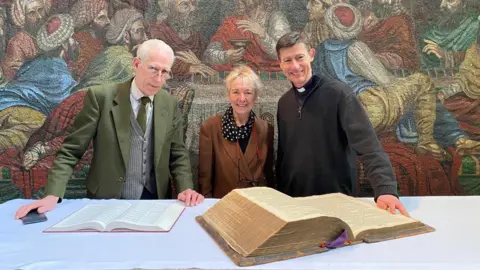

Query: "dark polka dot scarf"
(221, 106), (255, 142)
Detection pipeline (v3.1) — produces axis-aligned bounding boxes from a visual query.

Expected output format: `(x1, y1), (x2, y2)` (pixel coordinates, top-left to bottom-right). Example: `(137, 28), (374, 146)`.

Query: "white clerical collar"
(131, 78), (154, 102)
(294, 75), (317, 93)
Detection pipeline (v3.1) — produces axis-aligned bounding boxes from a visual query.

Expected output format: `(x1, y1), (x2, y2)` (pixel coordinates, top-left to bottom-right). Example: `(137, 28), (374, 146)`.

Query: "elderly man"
(74, 8), (147, 91)
(15, 39), (204, 220)
(2, 0), (52, 81)
(0, 13), (78, 152)
(69, 0), (110, 80)
(203, 0), (291, 71)
(149, 0), (216, 78)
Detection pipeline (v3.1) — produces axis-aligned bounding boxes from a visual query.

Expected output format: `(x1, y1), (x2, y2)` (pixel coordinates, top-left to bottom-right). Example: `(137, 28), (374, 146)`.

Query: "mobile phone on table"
(21, 208), (48, 225)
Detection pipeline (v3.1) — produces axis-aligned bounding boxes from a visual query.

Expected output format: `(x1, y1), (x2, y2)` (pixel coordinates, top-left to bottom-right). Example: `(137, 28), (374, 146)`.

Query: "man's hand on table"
(177, 189), (204, 206)
(376, 194), (409, 216)
(15, 195), (59, 219)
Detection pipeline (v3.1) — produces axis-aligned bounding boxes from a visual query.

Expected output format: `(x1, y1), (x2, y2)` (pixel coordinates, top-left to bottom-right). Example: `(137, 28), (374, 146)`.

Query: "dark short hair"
(275, 31), (311, 58)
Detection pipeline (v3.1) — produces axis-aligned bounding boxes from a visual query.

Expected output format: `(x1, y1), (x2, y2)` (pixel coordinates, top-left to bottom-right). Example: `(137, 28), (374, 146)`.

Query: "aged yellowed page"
(236, 187), (324, 221)
(202, 190), (286, 257)
(296, 193), (417, 238)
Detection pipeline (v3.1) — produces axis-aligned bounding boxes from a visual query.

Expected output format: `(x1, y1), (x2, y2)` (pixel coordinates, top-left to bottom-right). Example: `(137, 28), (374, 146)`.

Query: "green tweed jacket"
(45, 79), (194, 199)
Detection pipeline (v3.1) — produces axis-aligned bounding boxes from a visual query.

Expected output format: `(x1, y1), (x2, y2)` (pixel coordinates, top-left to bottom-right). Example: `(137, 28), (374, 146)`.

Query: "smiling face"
(279, 42), (316, 88)
(228, 76), (256, 121)
(132, 49), (174, 96)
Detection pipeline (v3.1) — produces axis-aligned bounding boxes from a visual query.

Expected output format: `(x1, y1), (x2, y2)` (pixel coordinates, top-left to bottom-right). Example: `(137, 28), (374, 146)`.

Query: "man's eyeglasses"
(147, 66), (173, 79)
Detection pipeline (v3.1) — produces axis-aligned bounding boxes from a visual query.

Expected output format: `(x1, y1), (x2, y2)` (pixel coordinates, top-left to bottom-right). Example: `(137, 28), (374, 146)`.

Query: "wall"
(0, 0), (478, 202)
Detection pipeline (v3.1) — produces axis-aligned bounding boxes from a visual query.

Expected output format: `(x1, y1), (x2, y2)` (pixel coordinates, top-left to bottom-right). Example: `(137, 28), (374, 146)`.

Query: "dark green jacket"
(45, 79), (193, 199)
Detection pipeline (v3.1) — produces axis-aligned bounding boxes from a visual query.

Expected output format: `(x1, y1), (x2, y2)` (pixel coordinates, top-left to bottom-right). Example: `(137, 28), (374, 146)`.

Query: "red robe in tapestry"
(355, 132), (463, 196)
(149, 21), (203, 76)
(444, 95), (480, 141)
(69, 31), (105, 81)
(209, 15), (281, 71)
(2, 31), (38, 81)
(0, 91), (92, 197)
(24, 91), (92, 165)
(359, 14), (420, 70)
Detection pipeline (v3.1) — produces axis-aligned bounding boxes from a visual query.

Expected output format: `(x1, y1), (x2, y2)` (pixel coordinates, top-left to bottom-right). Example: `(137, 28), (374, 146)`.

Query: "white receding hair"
(136, 39), (175, 63)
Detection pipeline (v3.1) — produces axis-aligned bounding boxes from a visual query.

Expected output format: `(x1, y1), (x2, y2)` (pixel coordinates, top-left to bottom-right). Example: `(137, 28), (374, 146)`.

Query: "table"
(1, 197), (479, 270)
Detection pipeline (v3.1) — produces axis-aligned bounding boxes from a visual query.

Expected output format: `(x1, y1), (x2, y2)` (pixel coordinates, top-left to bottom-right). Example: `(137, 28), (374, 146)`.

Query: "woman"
(198, 65), (274, 198)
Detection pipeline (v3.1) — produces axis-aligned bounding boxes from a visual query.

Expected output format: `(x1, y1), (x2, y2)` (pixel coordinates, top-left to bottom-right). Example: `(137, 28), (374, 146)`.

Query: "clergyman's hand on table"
(376, 194), (409, 216)
(177, 189), (204, 207)
(14, 195), (59, 219)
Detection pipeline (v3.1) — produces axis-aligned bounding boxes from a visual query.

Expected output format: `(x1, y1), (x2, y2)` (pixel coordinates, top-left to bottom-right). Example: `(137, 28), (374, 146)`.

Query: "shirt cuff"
(374, 185), (399, 202)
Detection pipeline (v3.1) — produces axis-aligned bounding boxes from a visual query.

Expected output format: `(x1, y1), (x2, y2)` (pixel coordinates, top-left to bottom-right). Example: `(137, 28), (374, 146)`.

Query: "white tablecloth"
(0, 197), (479, 270)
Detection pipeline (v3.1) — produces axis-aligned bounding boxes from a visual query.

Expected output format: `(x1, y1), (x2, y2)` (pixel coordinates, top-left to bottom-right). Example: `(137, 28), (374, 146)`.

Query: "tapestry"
(0, 0), (479, 203)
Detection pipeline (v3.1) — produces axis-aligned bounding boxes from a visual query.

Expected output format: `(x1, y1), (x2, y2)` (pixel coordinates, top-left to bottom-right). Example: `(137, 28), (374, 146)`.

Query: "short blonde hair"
(225, 65), (263, 99)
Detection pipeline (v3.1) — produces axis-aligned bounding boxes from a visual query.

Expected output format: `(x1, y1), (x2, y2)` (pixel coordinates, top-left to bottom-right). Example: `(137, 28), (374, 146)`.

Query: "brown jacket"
(198, 114), (275, 198)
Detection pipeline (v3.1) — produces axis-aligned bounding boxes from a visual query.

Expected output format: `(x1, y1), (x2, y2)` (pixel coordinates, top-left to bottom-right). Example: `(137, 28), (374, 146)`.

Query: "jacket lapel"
(238, 150), (255, 181)
(154, 90), (167, 168)
(220, 128), (258, 181)
(112, 80), (133, 170)
(243, 118), (263, 165)
(220, 135), (240, 172)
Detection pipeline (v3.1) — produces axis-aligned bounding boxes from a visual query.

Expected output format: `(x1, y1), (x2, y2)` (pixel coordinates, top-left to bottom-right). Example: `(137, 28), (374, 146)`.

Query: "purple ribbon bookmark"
(324, 230), (348, 249)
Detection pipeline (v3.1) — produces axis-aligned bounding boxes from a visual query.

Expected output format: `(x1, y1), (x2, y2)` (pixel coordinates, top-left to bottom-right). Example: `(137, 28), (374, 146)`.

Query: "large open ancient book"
(196, 187), (434, 266)
(44, 201), (185, 232)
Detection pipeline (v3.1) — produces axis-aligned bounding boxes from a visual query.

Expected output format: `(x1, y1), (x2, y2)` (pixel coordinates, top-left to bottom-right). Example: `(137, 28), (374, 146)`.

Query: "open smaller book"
(44, 201), (185, 232)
